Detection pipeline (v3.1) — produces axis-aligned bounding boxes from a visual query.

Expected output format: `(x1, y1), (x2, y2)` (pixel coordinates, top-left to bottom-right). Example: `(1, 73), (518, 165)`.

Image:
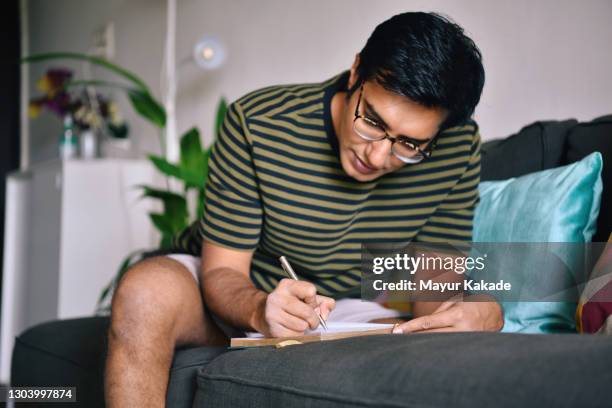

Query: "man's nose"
(366, 139), (393, 169)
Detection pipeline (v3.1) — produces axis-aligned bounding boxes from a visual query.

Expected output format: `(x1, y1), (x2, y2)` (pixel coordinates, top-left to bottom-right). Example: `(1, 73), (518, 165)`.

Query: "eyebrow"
(363, 99), (434, 145)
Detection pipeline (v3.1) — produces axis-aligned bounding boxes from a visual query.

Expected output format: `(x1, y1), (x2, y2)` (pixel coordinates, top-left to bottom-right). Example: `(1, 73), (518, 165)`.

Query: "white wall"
(26, 0), (612, 163)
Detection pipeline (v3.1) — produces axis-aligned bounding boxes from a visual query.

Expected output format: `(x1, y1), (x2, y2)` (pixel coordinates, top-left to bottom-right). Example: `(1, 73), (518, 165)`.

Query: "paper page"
(306, 321), (394, 334)
(245, 322), (394, 338)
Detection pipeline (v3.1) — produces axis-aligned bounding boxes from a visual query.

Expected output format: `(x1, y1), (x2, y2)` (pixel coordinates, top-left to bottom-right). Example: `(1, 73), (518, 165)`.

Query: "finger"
(286, 281), (317, 303)
(269, 321), (308, 338)
(316, 296), (335, 320)
(277, 311), (310, 333)
(395, 308), (459, 333)
(284, 298), (319, 329)
(316, 295), (335, 310)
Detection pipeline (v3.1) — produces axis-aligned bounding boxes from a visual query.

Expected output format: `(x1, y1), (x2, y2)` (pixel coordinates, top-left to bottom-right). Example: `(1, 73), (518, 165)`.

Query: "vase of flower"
(29, 67), (129, 159)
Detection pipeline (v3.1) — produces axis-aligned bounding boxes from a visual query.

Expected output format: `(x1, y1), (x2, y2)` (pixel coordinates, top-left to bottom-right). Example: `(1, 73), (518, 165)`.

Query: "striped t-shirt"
(173, 72), (481, 298)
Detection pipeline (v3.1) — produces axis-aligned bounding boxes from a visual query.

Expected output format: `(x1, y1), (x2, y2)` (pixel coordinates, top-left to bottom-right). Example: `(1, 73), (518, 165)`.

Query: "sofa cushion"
(474, 152), (603, 333)
(167, 345), (227, 407)
(194, 333), (612, 408)
(481, 119), (576, 181)
(476, 152), (602, 243)
(564, 114), (612, 242)
(480, 115), (611, 243)
(11, 316), (227, 408)
(11, 317), (109, 407)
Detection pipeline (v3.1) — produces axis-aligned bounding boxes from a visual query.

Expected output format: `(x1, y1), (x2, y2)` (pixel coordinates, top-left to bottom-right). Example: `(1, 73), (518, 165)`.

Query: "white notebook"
(245, 322), (394, 338)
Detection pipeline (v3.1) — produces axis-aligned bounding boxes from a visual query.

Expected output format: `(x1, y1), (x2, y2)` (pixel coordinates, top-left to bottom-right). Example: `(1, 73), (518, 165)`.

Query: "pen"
(279, 256), (328, 331)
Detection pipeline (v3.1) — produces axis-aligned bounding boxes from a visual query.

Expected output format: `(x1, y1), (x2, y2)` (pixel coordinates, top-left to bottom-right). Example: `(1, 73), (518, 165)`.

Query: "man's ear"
(348, 54), (360, 89)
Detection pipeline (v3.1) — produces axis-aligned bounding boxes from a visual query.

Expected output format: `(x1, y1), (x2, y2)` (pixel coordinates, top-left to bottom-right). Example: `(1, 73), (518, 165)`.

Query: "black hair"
(351, 12), (485, 129)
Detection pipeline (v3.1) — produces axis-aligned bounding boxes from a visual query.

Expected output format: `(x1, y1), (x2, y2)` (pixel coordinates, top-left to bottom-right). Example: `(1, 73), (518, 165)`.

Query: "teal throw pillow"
(473, 152), (603, 333)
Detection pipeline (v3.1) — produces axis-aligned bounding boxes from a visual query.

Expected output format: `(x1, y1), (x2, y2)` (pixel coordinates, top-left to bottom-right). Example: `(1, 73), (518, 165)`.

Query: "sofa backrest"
(481, 115), (611, 242)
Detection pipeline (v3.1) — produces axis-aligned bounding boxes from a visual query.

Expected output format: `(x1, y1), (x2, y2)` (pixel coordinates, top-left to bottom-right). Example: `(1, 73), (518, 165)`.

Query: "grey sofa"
(10, 116), (612, 407)
(12, 316), (612, 407)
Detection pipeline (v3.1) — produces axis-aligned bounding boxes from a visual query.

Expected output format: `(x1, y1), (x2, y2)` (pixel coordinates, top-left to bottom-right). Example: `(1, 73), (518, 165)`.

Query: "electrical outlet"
(91, 22), (115, 60)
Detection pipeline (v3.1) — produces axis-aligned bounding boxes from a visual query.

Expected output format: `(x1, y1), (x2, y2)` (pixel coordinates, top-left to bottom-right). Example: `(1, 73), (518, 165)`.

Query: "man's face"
(334, 68), (448, 182)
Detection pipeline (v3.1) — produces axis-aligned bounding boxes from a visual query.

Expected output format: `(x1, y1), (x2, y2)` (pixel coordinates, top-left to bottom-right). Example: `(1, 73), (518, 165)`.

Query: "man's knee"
(109, 256), (201, 341)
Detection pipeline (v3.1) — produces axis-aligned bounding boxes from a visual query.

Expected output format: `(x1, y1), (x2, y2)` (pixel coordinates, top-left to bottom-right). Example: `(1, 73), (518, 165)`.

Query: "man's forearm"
(201, 267), (268, 332)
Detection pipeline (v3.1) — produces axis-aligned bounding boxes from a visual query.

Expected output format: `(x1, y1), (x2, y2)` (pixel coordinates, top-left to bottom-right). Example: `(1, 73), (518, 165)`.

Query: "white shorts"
(166, 254), (403, 326)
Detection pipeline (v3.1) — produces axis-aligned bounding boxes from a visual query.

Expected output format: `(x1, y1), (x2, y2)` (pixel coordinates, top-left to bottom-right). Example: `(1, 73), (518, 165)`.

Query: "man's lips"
(352, 154), (377, 175)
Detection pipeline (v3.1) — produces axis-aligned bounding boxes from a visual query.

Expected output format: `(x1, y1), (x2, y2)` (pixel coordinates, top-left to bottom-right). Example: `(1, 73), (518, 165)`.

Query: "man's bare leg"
(104, 256), (227, 407)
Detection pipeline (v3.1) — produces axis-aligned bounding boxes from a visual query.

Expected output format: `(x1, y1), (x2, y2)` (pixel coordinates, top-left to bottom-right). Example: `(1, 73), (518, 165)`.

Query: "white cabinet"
(1, 159), (159, 382)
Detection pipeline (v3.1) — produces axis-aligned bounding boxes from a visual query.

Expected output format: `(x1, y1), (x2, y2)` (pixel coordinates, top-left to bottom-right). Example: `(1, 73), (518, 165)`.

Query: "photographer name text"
(372, 279), (511, 292)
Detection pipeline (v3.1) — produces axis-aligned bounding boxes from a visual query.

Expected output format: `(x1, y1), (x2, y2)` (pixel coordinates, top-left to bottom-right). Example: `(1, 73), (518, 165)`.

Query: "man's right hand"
(260, 278), (335, 337)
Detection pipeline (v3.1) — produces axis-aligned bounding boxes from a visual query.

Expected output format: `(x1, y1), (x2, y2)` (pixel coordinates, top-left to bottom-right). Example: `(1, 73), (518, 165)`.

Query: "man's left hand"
(394, 296), (504, 333)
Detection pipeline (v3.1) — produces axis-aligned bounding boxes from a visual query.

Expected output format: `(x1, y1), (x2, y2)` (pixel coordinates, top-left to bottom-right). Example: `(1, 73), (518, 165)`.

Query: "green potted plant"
(23, 52), (227, 312)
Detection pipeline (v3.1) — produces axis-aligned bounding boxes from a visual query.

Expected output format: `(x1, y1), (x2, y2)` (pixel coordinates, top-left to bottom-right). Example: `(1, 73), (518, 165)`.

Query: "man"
(105, 12), (502, 406)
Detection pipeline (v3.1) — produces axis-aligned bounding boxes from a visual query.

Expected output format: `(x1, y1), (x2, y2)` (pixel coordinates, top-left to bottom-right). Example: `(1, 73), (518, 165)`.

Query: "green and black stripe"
(173, 72), (481, 298)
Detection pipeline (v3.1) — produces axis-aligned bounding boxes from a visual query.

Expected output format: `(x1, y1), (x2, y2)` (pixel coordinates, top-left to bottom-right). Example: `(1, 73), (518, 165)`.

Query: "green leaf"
(181, 170), (205, 188)
(149, 213), (176, 235)
(179, 128), (206, 188)
(142, 187), (189, 245)
(141, 187), (189, 225)
(148, 155), (182, 179)
(22, 52), (150, 92)
(201, 147), (212, 187)
(128, 89), (166, 128)
(196, 187), (206, 221)
(65, 79), (136, 93)
(215, 97), (229, 139)
(107, 122), (129, 139)
(149, 213), (178, 249)
(140, 186), (185, 201)
(159, 234), (173, 249)
(96, 284), (113, 313)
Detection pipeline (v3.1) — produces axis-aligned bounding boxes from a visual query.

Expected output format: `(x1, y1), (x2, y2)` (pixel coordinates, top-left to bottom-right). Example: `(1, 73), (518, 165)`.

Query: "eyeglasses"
(353, 85), (436, 164)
